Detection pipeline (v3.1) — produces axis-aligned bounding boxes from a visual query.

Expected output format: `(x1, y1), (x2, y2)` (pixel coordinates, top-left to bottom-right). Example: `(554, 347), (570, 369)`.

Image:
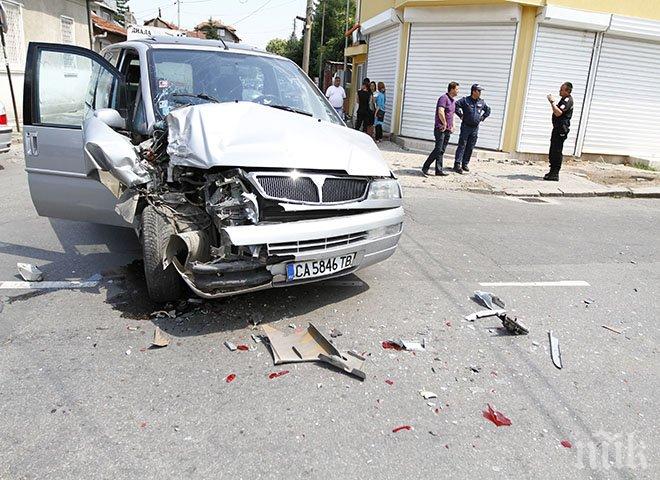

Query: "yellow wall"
(501, 5), (537, 152)
(348, 53), (368, 117)
(547, 0), (660, 21)
(361, 1), (396, 22)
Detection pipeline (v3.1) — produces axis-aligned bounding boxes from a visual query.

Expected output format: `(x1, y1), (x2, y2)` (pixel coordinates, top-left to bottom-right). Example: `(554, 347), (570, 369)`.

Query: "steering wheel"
(251, 94), (278, 105)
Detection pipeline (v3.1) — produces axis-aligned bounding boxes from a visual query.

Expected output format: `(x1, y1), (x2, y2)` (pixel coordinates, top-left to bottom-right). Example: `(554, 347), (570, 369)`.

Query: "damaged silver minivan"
(22, 38), (403, 301)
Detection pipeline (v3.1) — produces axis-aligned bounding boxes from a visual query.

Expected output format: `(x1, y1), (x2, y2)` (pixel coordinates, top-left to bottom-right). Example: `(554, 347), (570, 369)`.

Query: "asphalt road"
(1, 150), (658, 479)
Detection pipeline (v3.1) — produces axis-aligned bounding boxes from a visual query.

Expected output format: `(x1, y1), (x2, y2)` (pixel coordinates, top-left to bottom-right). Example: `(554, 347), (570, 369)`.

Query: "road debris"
(468, 366), (481, 373)
(151, 310), (176, 319)
(251, 334), (263, 343)
(382, 338), (425, 351)
(419, 390), (437, 400)
(548, 331), (563, 369)
(464, 309), (506, 322)
(17, 263), (43, 282)
(560, 440), (572, 448)
(482, 404), (512, 427)
(498, 313), (529, 335)
(602, 325), (622, 334)
(473, 290), (505, 310)
(125, 349), (131, 356)
(236, 344), (249, 351)
(224, 341), (237, 351)
(385, 379), (394, 385)
(263, 323), (366, 380)
(381, 340), (403, 350)
(392, 425), (412, 433)
(330, 328), (343, 338)
(126, 326), (139, 331)
(268, 370), (290, 379)
(583, 298), (595, 305)
(225, 374), (236, 383)
(151, 327), (170, 348)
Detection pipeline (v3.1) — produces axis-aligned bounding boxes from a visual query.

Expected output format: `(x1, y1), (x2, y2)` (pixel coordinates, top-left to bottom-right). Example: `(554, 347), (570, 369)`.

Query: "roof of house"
(144, 17), (179, 31)
(91, 13), (127, 36)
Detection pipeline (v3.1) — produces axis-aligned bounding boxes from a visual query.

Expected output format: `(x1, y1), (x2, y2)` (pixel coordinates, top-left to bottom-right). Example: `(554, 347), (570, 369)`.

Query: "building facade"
(347, 1), (660, 159)
(0, 0), (91, 127)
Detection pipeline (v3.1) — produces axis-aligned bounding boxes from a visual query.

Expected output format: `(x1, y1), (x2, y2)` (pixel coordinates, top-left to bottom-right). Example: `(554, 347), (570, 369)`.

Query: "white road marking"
(479, 280), (590, 287)
(0, 274), (101, 290)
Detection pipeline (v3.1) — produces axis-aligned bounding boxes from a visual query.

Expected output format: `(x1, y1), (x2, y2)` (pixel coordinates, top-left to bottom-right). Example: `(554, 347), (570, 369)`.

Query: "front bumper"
(180, 207), (404, 298)
(0, 127), (11, 153)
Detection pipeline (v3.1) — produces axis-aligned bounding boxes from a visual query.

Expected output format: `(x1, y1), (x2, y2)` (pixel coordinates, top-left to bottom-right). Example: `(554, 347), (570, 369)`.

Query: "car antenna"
(218, 37), (229, 50)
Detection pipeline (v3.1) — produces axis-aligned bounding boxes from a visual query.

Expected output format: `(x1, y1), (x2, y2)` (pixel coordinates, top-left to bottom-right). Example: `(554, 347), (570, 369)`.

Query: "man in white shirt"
(325, 76), (346, 118)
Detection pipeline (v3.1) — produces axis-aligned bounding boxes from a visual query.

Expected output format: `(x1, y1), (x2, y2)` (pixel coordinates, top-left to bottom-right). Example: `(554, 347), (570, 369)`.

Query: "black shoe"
(436, 170), (448, 176)
(421, 168), (429, 177)
(462, 165), (470, 172)
(543, 173), (559, 181)
(453, 165), (463, 174)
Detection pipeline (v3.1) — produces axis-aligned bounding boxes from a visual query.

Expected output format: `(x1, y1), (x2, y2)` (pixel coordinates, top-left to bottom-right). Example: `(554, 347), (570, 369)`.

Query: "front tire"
(141, 205), (185, 303)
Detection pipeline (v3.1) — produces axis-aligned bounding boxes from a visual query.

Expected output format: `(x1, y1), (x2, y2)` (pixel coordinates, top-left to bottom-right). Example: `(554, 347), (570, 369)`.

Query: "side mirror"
(94, 108), (126, 130)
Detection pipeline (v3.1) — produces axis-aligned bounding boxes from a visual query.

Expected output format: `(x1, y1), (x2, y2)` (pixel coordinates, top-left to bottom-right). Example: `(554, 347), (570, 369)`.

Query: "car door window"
(34, 47), (121, 128)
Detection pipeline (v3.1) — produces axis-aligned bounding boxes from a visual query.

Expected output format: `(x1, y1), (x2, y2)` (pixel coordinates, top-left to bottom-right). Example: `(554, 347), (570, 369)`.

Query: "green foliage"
(265, 0), (355, 74)
(199, 17), (220, 39)
(114, 0), (129, 27)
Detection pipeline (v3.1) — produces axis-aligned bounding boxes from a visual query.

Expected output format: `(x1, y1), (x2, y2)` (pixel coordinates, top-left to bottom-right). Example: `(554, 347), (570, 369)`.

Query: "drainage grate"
(518, 197), (549, 203)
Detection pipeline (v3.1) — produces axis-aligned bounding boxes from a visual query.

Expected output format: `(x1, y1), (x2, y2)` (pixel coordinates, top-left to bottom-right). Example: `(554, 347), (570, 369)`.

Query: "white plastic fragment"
(17, 263), (43, 282)
(419, 390), (437, 400)
(224, 341), (237, 351)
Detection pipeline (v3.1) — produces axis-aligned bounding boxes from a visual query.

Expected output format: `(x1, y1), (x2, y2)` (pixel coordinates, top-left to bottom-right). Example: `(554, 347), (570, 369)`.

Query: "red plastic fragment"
(268, 370), (290, 379)
(434, 408), (440, 414)
(225, 374), (236, 383)
(482, 404), (512, 427)
(385, 379), (394, 385)
(236, 344), (249, 351)
(561, 440), (572, 449)
(392, 425), (412, 433)
(382, 341), (403, 351)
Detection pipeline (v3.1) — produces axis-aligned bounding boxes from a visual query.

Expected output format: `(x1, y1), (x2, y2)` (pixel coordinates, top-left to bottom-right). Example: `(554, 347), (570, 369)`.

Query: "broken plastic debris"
(602, 325), (622, 334)
(330, 328), (343, 338)
(548, 330), (563, 369)
(482, 404), (512, 427)
(419, 390), (437, 399)
(473, 291), (505, 310)
(151, 310), (176, 319)
(560, 440), (572, 449)
(151, 327), (170, 348)
(225, 374), (236, 383)
(224, 341), (237, 351)
(268, 370), (290, 379)
(498, 313), (529, 335)
(392, 425), (412, 433)
(583, 298), (595, 305)
(382, 340), (403, 351)
(465, 309), (506, 322)
(236, 344), (249, 351)
(382, 339), (425, 351)
(17, 263), (43, 282)
(251, 334), (263, 343)
(385, 379), (394, 385)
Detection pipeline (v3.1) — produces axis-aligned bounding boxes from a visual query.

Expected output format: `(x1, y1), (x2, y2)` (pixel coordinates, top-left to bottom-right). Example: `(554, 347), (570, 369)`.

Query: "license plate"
(286, 253), (356, 281)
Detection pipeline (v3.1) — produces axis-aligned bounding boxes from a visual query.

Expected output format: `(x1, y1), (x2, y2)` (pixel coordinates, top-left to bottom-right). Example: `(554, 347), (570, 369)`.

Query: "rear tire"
(141, 205), (185, 303)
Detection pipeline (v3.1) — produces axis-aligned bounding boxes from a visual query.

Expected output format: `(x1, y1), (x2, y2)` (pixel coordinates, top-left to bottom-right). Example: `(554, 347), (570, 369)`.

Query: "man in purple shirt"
(422, 82), (459, 176)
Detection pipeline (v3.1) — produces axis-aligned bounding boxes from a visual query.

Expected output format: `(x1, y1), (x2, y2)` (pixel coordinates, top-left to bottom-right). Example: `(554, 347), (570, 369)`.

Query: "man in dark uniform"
(544, 82), (574, 181)
(454, 84), (490, 173)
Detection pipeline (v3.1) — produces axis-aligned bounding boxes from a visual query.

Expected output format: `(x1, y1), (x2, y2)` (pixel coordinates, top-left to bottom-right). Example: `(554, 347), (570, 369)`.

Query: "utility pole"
(301, 0), (314, 74)
(177, 0), (181, 28)
(341, 0), (349, 86)
(317, 0), (326, 87)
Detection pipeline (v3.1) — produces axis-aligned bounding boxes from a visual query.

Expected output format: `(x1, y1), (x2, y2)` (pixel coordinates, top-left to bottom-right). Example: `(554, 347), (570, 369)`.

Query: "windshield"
(148, 49), (342, 125)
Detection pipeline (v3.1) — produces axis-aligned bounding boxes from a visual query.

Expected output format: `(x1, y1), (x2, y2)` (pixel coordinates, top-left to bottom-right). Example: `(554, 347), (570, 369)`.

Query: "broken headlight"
(367, 179), (402, 200)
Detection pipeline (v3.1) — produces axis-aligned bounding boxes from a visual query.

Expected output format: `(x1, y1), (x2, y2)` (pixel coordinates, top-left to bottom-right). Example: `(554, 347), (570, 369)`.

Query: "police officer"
(454, 84), (490, 174)
(544, 82), (574, 181)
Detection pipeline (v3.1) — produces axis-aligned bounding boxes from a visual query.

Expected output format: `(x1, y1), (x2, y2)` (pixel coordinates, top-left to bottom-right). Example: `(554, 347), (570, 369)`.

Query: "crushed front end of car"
(83, 102), (404, 300)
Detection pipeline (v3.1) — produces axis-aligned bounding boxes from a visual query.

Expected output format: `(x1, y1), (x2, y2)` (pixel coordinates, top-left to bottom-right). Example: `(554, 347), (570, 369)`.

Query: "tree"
(114, 0), (129, 27)
(265, 23), (303, 66)
(266, 38), (288, 57)
(199, 17), (220, 39)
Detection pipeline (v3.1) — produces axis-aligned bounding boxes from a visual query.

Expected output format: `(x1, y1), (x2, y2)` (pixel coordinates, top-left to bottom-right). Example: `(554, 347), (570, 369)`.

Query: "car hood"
(166, 102), (391, 177)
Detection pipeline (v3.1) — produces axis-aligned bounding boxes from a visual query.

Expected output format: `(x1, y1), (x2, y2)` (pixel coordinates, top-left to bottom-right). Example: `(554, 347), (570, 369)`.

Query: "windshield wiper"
(171, 93), (220, 103)
(266, 104), (312, 117)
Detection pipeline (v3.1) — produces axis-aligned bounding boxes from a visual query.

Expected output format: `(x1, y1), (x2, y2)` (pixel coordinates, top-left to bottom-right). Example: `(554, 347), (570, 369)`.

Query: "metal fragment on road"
(464, 309), (506, 322)
(498, 313), (529, 335)
(152, 327), (170, 348)
(330, 328), (343, 338)
(224, 341), (237, 351)
(601, 325), (622, 334)
(548, 331), (563, 369)
(16, 263), (44, 282)
(473, 290), (505, 310)
(419, 390), (437, 399)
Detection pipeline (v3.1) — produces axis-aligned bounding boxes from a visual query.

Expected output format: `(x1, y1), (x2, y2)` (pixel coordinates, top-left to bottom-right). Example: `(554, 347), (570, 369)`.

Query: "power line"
(232, 0), (275, 25)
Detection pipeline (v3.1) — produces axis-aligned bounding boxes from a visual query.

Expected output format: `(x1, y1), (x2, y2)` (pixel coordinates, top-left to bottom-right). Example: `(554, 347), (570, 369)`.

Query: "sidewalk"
(379, 141), (660, 198)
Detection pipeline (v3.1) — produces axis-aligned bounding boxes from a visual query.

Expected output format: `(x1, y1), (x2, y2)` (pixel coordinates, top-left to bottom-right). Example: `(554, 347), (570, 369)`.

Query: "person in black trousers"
(545, 82), (574, 181)
(354, 78), (372, 133)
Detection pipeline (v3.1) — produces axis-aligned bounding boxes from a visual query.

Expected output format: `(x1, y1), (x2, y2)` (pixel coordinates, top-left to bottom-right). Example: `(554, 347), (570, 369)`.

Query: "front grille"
(257, 176), (319, 202)
(267, 231), (368, 255)
(322, 178), (368, 203)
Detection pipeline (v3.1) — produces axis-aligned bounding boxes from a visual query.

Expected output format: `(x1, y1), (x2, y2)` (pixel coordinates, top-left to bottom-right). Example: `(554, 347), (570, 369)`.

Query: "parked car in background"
(22, 38), (404, 302)
(0, 101), (11, 153)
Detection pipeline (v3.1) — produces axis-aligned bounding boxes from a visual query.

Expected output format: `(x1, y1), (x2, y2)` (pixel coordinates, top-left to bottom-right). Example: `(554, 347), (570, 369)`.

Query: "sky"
(130, 0), (308, 49)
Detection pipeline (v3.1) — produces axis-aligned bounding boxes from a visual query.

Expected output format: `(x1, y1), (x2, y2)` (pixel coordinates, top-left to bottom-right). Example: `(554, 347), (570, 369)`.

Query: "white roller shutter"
(400, 23), (517, 150)
(582, 35), (660, 156)
(365, 25), (400, 132)
(518, 26), (595, 155)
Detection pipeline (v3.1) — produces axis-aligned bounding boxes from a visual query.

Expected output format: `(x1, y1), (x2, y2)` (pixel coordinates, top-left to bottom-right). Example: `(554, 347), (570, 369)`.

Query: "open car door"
(23, 42), (130, 227)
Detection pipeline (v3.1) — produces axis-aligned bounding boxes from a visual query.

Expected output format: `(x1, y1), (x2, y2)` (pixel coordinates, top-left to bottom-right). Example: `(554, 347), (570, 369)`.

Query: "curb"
(458, 186), (660, 198)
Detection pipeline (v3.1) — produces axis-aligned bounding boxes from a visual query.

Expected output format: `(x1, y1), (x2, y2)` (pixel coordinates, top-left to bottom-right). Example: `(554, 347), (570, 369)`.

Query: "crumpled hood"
(166, 102), (391, 177)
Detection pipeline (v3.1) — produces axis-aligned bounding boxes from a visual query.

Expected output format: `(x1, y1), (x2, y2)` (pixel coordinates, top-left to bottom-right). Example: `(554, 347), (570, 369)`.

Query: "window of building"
(3, 1), (24, 67)
(61, 16), (75, 45)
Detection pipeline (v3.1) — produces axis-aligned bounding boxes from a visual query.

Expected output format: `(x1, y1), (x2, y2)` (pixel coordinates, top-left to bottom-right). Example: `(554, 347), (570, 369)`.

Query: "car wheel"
(141, 205), (185, 302)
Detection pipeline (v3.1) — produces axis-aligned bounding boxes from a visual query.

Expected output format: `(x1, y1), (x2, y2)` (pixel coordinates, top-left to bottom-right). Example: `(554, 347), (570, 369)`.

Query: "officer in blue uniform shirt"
(454, 84), (491, 173)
